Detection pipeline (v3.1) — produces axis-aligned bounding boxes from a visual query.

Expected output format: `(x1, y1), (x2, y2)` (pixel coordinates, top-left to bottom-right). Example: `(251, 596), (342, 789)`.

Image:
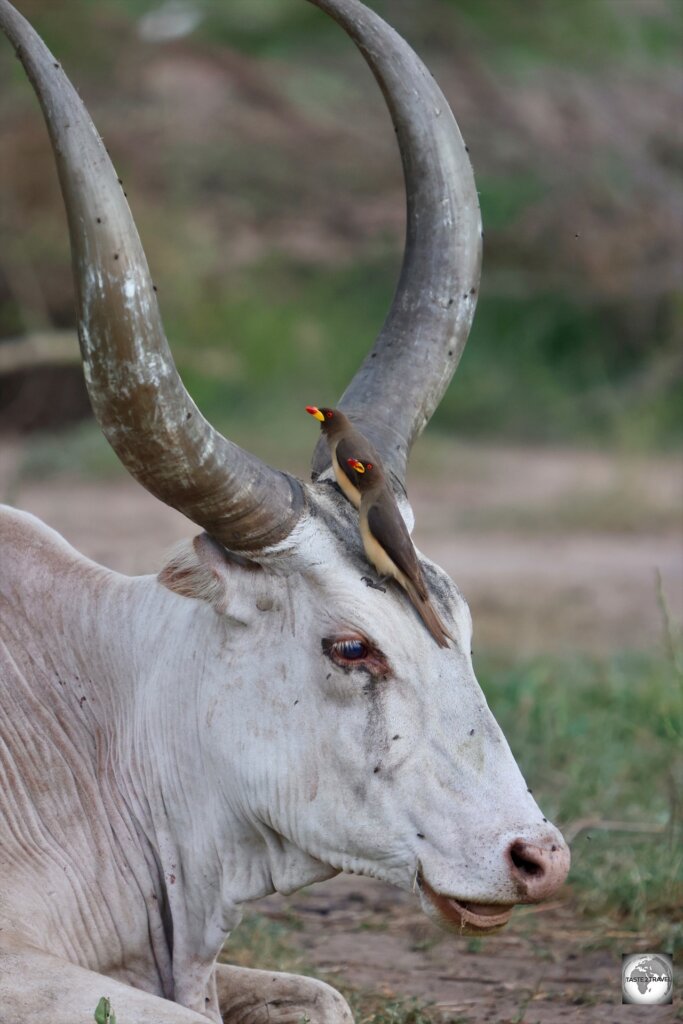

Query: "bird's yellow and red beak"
(306, 406), (325, 422)
(347, 458), (365, 474)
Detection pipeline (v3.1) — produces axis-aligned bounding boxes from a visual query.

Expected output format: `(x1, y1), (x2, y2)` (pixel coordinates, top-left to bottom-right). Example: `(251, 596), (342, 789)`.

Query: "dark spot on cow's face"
(469, 728), (475, 736)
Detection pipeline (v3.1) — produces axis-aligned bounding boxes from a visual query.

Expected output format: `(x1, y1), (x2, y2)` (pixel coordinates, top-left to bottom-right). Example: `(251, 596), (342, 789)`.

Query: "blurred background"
(0, 0), (681, 1017)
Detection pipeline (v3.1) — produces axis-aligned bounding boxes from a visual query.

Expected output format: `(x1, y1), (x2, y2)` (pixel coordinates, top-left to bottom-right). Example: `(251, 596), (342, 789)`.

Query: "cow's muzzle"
(416, 832), (571, 934)
(416, 871), (513, 933)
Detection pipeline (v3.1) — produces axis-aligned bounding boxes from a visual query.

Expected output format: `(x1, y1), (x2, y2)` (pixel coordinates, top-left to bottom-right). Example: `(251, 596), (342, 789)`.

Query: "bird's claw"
(361, 575), (386, 592)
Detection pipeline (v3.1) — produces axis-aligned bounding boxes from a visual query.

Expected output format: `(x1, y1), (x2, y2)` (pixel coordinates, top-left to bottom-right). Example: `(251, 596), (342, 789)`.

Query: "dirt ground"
(244, 873), (677, 1024)
(1, 438), (681, 1021)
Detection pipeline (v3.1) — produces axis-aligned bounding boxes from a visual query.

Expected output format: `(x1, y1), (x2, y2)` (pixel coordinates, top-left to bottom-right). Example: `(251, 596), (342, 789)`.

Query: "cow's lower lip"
(418, 875), (514, 932)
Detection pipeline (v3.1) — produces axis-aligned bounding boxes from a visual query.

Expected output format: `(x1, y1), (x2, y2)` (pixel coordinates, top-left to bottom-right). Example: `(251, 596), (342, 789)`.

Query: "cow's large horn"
(0, 0), (304, 553)
(309, 0), (482, 489)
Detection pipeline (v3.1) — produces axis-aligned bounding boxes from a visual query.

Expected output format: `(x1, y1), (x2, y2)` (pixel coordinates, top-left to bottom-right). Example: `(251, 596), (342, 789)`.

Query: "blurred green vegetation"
(444, 0), (683, 69)
(483, 643), (683, 953)
(163, 254), (682, 449)
(0, 0), (681, 448)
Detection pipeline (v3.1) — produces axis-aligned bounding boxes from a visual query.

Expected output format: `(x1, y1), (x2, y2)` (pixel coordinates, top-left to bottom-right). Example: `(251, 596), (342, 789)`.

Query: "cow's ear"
(158, 534), (229, 608)
(158, 533), (259, 615)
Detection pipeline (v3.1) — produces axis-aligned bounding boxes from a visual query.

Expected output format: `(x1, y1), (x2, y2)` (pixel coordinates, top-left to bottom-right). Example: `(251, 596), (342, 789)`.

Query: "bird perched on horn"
(306, 406), (382, 509)
(347, 457), (453, 648)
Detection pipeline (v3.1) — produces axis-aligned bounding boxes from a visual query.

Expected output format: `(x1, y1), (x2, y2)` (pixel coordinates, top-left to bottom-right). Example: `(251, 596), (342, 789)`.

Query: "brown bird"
(347, 457), (452, 648)
(305, 406), (382, 509)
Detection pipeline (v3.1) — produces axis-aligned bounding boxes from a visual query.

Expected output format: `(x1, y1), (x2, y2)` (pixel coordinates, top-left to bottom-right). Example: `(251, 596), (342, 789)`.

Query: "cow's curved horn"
(0, 0), (304, 553)
(309, 0), (482, 489)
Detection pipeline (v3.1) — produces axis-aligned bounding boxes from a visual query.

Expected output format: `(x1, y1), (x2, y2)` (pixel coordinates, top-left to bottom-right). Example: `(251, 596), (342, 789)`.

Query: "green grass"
(219, 912), (304, 973)
(481, 645), (683, 952)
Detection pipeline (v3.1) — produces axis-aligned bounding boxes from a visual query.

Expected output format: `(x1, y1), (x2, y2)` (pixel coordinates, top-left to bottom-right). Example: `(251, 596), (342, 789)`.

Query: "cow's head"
(1, 0), (569, 934)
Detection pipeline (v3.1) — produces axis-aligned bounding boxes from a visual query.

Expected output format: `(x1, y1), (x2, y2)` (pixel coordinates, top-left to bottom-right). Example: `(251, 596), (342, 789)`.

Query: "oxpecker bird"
(305, 406), (382, 508)
(348, 457), (453, 648)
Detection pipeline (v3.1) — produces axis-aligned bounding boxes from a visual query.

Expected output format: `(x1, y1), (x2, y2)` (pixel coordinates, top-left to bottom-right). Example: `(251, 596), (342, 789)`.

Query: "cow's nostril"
(507, 836), (571, 902)
(510, 841), (543, 877)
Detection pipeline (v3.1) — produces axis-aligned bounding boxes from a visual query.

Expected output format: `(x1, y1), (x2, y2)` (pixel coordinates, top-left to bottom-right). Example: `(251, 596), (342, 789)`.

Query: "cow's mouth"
(416, 872), (513, 933)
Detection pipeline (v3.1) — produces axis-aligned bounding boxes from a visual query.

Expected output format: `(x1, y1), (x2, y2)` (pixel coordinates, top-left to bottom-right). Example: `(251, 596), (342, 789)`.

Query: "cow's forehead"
(263, 484), (473, 654)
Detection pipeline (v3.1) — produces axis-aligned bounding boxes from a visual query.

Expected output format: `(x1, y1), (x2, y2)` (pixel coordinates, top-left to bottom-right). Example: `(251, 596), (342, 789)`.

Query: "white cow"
(0, 1), (570, 1022)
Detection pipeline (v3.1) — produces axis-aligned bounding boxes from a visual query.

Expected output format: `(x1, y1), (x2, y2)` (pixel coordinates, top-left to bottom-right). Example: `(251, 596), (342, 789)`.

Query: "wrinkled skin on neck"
(0, 484), (567, 1017)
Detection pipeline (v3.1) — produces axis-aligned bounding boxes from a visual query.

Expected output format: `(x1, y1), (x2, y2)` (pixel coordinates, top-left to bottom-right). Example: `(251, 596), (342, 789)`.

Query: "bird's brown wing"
(334, 435), (367, 492)
(367, 493), (427, 598)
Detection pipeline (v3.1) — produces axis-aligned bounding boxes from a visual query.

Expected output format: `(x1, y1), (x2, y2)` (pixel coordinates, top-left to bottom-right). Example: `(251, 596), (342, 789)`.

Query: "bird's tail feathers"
(405, 580), (452, 649)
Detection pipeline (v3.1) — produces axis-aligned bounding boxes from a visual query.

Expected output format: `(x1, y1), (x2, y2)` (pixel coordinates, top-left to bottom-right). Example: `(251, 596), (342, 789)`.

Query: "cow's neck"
(115, 576), (338, 1011)
(0, 525), (332, 1019)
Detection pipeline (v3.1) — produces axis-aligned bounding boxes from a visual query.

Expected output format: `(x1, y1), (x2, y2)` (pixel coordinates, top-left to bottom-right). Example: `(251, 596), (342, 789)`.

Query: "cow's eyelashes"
(322, 636), (390, 678)
(333, 639), (368, 661)
(322, 636), (370, 664)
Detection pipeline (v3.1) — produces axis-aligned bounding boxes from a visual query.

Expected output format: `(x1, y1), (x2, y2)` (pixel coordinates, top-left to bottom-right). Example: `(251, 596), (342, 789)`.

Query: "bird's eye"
(366, 463), (373, 470)
(333, 638), (368, 660)
(326, 411), (333, 419)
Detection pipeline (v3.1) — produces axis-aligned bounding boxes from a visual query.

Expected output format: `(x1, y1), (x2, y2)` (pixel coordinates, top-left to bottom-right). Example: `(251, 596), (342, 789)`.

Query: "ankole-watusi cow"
(0, 1), (570, 1021)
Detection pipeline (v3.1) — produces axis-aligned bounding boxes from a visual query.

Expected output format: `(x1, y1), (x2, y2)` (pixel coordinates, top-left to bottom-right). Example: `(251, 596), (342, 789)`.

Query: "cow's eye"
(334, 639), (368, 660)
(322, 636), (370, 665)
(322, 636), (390, 679)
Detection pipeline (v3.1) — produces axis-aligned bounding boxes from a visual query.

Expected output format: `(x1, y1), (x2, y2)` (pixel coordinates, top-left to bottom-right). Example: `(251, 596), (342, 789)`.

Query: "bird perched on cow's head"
(306, 405), (382, 509)
(347, 456), (453, 648)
